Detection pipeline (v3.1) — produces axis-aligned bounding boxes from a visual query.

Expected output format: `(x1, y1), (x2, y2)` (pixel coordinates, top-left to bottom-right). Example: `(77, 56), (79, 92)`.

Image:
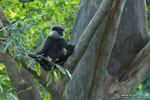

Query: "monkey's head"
(49, 25), (65, 38)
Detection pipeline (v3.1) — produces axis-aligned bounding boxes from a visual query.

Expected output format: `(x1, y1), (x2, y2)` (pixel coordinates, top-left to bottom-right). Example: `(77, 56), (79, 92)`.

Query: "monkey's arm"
(56, 39), (75, 65)
(63, 39), (75, 57)
(37, 37), (51, 55)
(65, 44), (75, 57)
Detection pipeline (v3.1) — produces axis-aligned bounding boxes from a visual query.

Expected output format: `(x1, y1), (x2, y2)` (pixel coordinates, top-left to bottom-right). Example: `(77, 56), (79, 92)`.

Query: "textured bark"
(60, 0), (115, 96)
(66, 0), (149, 100)
(100, 41), (150, 100)
(107, 0), (149, 76)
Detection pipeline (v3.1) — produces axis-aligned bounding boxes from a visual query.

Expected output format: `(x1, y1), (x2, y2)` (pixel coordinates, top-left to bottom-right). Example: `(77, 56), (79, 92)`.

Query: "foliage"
(0, 0), (79, 99)
(129, 77), (150, 100)
(0, 0), (79, 55)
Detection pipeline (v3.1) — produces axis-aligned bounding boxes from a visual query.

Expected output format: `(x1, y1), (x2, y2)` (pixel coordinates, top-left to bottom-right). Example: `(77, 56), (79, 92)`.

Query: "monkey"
(29, 25), (75, 70)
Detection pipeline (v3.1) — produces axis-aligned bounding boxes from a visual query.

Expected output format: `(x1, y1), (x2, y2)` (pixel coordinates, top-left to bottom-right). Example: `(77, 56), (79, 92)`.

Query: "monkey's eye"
(57, 30), (63, 36)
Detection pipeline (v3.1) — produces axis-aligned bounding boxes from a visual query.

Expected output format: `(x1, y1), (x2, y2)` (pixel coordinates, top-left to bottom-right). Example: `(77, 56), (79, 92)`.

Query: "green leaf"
(16, 60), (22, 69)
(3, 40), (13, 53)
(19, 0), (34, 3)
(35, 63), (41, 76)
(46, 71), (52, 87)
(34, 36), (43, 47)
(16, 54), (24, 59)
(0, 44), (4, 53)
(8, 93), (18, 100)
(46, 71), (52, 81)
(1, 20), (10, 25)
(53, 71), (59, 84)
(138, 84), (142, 90)
(65, 69), (72, 80)
(0, 27), (7, 32)
(46, 79), (51, 87)
(0, 85), (3, 93)
(0, 63), (5, 69)
(56, 64), (66, 75)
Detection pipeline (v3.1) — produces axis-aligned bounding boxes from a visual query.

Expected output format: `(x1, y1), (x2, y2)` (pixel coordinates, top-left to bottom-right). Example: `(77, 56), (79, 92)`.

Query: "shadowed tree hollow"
(0, 0), (150, 100)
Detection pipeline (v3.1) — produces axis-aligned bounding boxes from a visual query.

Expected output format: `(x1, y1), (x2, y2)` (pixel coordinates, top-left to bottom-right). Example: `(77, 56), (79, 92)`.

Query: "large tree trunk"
(107, 0), (149, 76)
(66, 0), (149, 100)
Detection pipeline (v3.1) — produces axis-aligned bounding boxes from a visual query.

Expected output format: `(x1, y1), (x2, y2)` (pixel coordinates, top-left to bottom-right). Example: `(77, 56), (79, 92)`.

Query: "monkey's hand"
(56, 45), (75, 66)
(66, 45), (75, 56)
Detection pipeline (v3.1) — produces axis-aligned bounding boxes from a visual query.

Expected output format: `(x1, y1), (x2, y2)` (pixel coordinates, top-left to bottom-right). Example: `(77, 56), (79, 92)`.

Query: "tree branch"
(21, 60), (62, 99)
(58, 1), (115, 94)
(0, 8), (62, 99)
(64, 0), (115, 72)
(87, 0), (126, 99)
(0, 53), (42, 100)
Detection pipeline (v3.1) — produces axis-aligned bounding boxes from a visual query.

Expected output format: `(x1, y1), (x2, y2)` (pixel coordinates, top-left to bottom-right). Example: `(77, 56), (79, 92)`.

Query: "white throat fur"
(49, 31), (64, 38)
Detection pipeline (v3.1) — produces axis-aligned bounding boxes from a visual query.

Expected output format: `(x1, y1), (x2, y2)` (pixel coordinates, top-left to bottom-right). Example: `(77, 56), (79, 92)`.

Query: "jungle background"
(0, 0), (150, 100)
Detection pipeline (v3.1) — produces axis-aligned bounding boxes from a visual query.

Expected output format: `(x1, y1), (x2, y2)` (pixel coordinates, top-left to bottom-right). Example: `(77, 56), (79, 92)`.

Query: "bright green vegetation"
(0, 0), (79, 100)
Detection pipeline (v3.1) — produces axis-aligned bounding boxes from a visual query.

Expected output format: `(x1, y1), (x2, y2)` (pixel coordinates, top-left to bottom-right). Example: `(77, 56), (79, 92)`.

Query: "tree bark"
(66, 0), (149, 100)
(0, 53), (42, 100)
(107, 0), (149, 76)
(100, 41), (150, 100)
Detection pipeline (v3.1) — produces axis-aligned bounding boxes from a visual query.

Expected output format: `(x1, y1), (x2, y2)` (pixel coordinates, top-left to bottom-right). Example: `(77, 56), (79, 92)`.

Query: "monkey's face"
(57, 29), (64, 37)
(49, 30), (64, 39)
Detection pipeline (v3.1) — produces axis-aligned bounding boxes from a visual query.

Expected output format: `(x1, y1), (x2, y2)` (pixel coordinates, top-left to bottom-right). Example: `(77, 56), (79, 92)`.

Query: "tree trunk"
(66, 0), (149, 100)
(107, 0), (149, 76)
(0, 53), (42, 100)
